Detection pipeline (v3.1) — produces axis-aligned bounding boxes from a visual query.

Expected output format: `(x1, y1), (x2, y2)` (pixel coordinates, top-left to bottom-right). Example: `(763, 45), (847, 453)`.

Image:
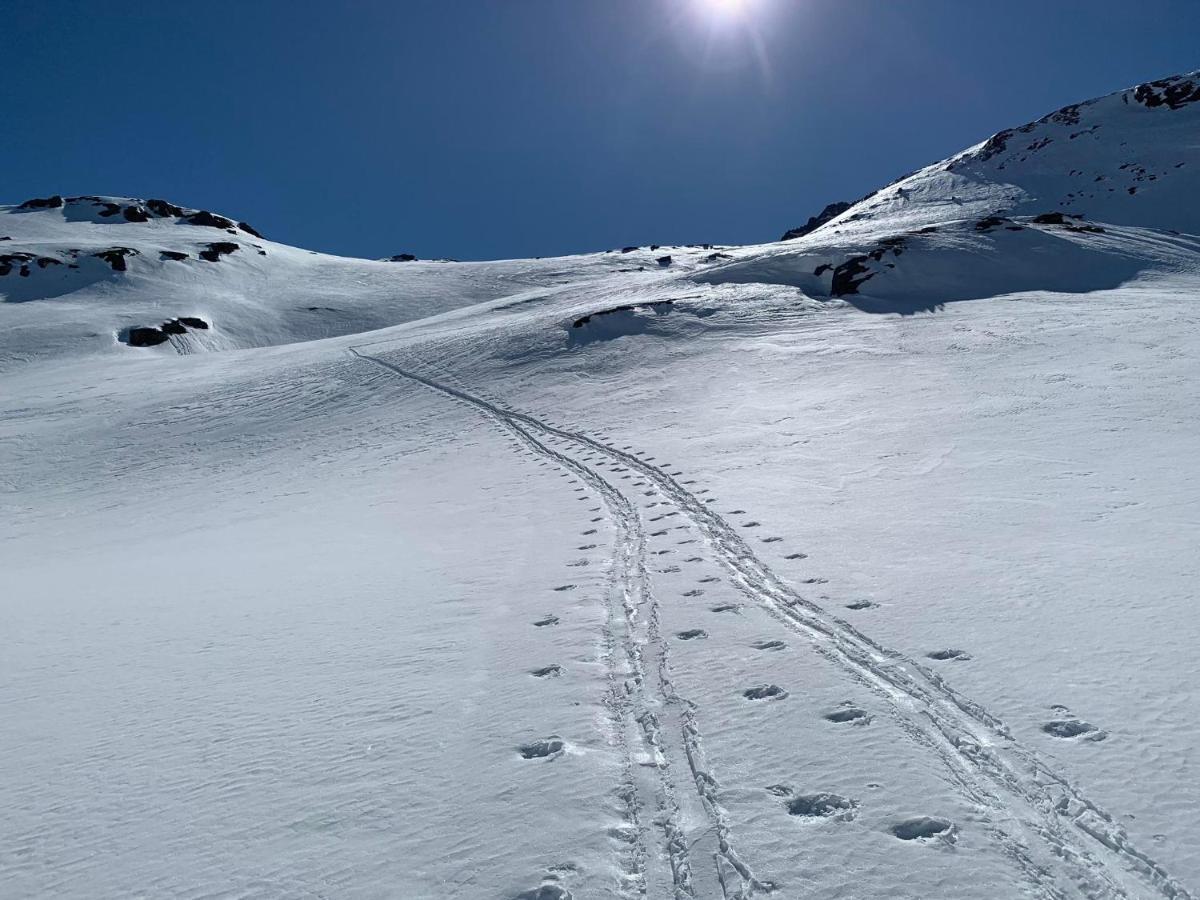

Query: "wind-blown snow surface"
(4, 72), (1200, 899)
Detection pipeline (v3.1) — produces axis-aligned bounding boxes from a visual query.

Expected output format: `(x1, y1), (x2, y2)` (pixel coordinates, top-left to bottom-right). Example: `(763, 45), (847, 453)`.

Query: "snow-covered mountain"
(4, 72), (1200, 900)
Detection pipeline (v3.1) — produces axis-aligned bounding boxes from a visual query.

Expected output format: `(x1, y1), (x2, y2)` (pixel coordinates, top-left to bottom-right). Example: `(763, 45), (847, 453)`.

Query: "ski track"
(349, 347), (1192, 900)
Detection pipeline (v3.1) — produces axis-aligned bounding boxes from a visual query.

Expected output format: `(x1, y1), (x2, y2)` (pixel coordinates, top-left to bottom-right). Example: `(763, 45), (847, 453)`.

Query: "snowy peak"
(807, 70), (1200, 239)
(6, 194), (265, 239)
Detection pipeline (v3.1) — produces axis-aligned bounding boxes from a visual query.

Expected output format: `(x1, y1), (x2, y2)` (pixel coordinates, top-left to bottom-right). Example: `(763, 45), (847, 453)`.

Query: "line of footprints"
(503, 431), (1106, 897)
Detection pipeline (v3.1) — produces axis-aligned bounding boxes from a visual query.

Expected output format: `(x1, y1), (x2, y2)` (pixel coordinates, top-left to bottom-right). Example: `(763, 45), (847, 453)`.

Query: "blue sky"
(4, 0), (1198, 260)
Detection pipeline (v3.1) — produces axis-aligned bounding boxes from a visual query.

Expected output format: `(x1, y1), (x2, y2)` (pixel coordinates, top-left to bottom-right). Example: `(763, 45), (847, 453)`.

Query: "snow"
(3, 72), (1200, 899)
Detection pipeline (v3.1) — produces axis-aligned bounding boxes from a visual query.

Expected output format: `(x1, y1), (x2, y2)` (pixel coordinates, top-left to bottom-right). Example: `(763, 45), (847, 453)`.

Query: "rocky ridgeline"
(14, 195), (265, 239)
(780, 201), (852, 241)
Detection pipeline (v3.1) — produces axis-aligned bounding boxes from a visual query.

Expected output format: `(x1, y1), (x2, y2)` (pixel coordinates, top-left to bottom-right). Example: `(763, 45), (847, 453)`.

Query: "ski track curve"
(349, 347), (1191, 900)
(348, 349), (770, 898)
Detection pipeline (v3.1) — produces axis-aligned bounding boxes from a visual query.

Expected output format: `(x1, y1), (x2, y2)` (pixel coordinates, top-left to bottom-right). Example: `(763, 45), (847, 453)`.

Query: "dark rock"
(620, 246), (638, 253)
(656, 255), (672, 267)
(36, 257), (61, 268)
(572, 300), (674, 329)
(19, 266), (30, 277)
(1031, 212), (1106, 233)
(186, 210), (236, 230)
(1134, 76), (1200, 110)
(17, 195), (63, 210)
(831, 255), (875, 296)
(237, 221), (264, 239)
(92, 247), (139, 271)
(178, 316), (209, 329)
(975, 128), (1014, 163)
(97, 202), (123, 218)
(126, 326), (169, 347)
(975, 215), (1012, 232)
(780, 201), (851, 241)
(650, 244), (661, 251)
(704, 252), (732, 262)
(384, 253), (417, 262)
(122, 206), (150, 223)
(1, 252), (35, 275)
(146, 198), (185, 218)
(813, 263), (832, 276)
(160, 319), (188, 335)
(199, 242), (239, 262)
(160, 250), (189, 261)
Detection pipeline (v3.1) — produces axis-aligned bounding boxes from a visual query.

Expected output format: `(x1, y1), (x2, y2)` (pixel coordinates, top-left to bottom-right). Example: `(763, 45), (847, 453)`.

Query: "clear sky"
(4, 0), (1198, 260)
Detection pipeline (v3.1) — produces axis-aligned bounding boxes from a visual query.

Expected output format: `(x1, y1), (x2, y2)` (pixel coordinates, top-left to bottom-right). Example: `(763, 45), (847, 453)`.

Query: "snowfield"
(3, 72), (1200, 899)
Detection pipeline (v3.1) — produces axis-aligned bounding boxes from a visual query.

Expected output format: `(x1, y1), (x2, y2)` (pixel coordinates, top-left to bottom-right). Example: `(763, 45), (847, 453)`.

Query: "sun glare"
(705, 0), (749, 18)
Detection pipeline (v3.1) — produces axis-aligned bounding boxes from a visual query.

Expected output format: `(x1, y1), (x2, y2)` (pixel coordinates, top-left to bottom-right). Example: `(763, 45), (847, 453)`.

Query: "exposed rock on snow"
(198, 241), (239, 262)
(780, 201), (852, 241)
(17, 195), (63, 210)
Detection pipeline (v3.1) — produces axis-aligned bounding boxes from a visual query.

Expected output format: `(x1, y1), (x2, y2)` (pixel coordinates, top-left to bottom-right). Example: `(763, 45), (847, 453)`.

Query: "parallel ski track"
(350, 347), (1191, 900)
(350, 348), (770, 898)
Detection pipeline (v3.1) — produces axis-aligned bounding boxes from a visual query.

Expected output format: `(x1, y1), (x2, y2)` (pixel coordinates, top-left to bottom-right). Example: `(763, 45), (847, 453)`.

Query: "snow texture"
(4, 70), (1200, 900)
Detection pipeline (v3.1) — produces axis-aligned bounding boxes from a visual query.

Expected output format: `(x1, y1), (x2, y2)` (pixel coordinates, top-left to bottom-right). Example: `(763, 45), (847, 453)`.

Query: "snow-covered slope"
(4, 72), (1200, 900)
(0, 194), (723, 368)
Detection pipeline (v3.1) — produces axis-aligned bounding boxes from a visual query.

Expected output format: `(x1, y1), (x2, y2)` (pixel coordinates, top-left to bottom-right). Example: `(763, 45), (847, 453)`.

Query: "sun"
(705, 0), (749, 16)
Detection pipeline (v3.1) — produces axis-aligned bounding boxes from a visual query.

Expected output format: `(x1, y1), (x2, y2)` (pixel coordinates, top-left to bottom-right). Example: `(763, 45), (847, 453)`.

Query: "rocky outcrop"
(17, 195), (63, 210)
(572, 300), (674, 329)
(185, 210), (236, 230)
(780, 201), (851, 241)
(384, 253), (417, 262)
(198, 242), (239, 262)
(1133, 75), (1200, 110)
(830, 236), (907, 296)
(92, 247), (139, 271)
(123, 316), (210, 347)
(1030, 211), (1106, 233)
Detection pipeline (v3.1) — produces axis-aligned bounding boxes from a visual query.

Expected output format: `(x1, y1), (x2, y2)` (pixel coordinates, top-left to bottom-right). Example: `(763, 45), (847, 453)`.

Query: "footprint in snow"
(577, 544), (597, 551)
(512, 884), (572, 900)
(743, 684), (788, 701)
(1042, 719), (1107, 741)
(682, 589), (704, 597)
(651, 529), (668, 537)
(566, 560), (588, 568)
(785, 552), (807, 560)
(742, 521), (760, 528)
(553, 584), (576, 592)
(676, 629), (708, 641)
(533, 615), (559, 627)
(581, 529), (597, 535)
(518, 737), (566, 760)
(824, 703), (872, 725)
(784, 792), (859, 821)
(711, 603), (740, 613)
(845, 600), (876, 610)
(699, 576), (720, 583)
(751, 639), (786, 651)
(762, 536), (783, 543)
(926, 649), (971, 661)
(530, 665), (562, 678)
(891, 816), (956, 842)
(728, 509), (746, 514)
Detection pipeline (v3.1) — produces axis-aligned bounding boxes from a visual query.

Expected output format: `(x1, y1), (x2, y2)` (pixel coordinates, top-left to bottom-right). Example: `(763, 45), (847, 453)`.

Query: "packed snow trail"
(350, 346), (1194, 900)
